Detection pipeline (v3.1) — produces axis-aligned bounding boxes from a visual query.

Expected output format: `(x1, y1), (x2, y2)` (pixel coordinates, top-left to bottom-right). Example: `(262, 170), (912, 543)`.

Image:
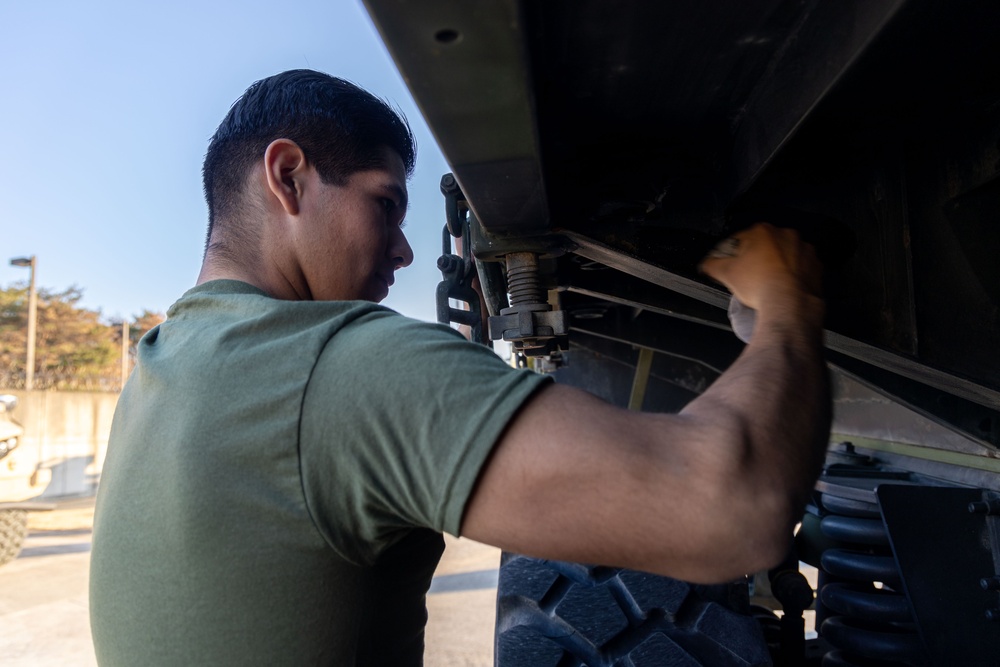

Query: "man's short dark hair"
(202, 69), (416, 238)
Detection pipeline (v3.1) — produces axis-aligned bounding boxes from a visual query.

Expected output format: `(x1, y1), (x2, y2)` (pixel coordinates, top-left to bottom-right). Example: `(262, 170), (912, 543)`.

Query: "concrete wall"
(0, 390), (118, 500)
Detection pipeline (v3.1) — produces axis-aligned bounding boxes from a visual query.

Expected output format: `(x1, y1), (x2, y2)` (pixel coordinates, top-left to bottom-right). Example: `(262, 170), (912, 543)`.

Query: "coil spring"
(816, 492), (927, 666)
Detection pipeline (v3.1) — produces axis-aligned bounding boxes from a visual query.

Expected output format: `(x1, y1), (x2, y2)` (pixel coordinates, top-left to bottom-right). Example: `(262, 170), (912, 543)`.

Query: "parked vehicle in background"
(366, 1), (1000, 664)
(0, 395), (52, 567)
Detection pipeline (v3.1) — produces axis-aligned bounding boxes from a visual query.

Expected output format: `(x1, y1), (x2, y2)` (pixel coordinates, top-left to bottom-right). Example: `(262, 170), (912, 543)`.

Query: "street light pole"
(9, 256), (37, 391)
(121, 320), (129, 390)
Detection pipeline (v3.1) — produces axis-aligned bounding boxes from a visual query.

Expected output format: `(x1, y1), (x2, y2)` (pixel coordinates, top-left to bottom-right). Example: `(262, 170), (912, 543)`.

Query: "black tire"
(497, 314), (768, 665)
(496, 554), (772, 666)
(0, 509), (28, 567)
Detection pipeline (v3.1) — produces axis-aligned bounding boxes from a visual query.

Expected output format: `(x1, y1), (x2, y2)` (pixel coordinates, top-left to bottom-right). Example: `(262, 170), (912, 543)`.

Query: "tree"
(0, 282), (164, 391)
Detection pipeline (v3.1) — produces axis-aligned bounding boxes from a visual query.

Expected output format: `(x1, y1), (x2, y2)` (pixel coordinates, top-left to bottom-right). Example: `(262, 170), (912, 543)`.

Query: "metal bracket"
(436, 174), (486, 345)
(488, 251), (567, 357)
(877, 484), (1000, 662)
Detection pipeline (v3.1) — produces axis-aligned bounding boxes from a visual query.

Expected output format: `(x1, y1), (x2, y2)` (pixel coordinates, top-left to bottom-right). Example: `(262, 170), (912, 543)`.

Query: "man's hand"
(699, 223), (823, 315)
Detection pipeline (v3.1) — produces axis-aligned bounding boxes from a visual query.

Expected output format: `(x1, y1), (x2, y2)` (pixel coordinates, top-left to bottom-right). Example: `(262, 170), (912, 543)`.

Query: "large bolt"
(440, 173), (458, 194)
(438, 254), (461, 274)
(981, 576), (1000, 591)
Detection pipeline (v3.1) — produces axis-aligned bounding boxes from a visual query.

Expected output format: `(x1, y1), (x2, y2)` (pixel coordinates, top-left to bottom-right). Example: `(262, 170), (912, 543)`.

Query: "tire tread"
(0, 509), (29, 567)
(496, 554), (771, 667)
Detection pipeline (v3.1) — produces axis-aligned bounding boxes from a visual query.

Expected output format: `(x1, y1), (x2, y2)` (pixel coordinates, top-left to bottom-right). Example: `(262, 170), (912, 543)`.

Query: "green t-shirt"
(90, 280), (550, 665)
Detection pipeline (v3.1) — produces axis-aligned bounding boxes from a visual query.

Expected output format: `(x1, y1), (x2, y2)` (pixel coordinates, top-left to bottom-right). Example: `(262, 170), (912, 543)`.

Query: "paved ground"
(425, 537), (500, 666)
(0, 496), (499, 666)
(0, 497), (97, 667)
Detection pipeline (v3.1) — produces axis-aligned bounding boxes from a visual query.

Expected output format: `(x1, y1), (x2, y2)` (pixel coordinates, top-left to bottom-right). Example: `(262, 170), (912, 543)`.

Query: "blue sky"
(0, 0), (450, 324)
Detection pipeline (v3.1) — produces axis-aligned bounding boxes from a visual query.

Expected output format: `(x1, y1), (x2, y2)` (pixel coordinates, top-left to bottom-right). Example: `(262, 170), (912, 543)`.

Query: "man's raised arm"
(461, 223), (830, 584)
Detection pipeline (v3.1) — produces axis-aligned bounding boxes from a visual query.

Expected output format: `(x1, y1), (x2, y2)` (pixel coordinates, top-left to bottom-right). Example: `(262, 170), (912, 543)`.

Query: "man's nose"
(391, 228), (414, 269)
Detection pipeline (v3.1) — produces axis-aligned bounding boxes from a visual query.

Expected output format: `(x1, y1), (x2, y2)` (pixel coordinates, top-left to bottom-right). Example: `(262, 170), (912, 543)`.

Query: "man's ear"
(263, 139), (309, 216)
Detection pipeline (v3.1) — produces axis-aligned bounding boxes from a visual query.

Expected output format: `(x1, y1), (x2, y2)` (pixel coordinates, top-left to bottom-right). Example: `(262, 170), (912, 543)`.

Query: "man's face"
(298, 147), (413, 302)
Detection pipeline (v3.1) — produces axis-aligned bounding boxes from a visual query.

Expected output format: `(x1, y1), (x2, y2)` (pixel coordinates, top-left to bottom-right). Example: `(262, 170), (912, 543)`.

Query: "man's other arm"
(460, 224), (830, 584)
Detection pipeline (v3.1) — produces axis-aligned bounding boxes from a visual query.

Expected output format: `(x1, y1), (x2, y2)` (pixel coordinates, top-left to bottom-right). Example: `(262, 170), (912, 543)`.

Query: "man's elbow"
(740, 470), (816, 572)
(695, 425), (821, 579)
(748, 492), (802, 570)
(676, 515), (796, 584)
(675, 470), (805, 584)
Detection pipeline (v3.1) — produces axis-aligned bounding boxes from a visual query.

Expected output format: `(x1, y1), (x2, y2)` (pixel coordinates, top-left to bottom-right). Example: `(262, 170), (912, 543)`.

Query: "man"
(90, 69), (829, 665)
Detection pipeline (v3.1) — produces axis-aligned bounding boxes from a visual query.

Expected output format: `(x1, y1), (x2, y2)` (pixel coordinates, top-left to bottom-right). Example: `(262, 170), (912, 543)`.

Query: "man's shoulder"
(167, 279), (467, 350)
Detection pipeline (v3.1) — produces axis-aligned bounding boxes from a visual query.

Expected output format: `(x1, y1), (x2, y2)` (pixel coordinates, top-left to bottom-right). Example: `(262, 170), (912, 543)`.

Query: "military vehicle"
(366, 2), (1000, 664)
(0, 395), (31, 566)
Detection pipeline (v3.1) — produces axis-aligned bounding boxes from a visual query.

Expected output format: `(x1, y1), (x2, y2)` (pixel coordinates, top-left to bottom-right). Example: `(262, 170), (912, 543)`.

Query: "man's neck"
(196, 250), (307, 302)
